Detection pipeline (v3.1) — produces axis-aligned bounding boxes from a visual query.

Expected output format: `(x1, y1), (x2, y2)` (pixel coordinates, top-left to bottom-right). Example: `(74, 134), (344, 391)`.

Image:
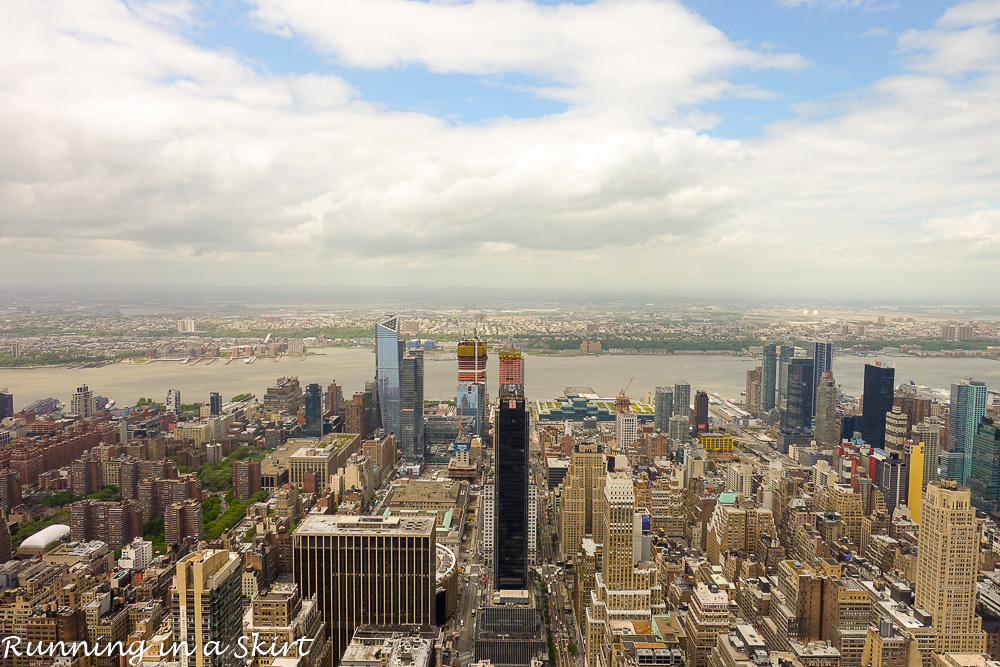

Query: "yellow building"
(697, 433), (734, 457)
(908, 442), (924, 523)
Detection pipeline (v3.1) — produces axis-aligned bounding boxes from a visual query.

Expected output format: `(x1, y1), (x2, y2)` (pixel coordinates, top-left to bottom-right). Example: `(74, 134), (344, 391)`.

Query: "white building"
(118, 537), (153, 570)
(483, 484), (495, 567)
(528, 484), (538, 566)
(615, 411), (638, 448)
(166, 389), (181, 414)
(177, 318), (196, 333)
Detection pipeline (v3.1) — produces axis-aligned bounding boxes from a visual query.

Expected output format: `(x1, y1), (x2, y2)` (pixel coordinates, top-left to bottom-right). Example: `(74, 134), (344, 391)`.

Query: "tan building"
(827, 483), (863, 546)
(683, 582), (731, 667)
(705, 498), (776, 566)
(559, 439), (606, 560)
(243, 583), (330, 667)
(823, 578), (869, 667)
(915, 481), (987, 654)
(288, 434), (361, 488)
(171, 550), (244, 667)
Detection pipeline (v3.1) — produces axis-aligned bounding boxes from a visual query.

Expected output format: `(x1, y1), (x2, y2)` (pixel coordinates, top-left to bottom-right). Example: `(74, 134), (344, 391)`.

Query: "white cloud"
(247, 0), (807, 118)
(2, 0), (1000, 297)
(777, 0), (896, 10)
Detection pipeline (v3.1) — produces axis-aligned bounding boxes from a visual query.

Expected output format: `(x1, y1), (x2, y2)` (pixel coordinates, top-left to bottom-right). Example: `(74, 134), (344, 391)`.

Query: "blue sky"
(3, 0), (1000, 296)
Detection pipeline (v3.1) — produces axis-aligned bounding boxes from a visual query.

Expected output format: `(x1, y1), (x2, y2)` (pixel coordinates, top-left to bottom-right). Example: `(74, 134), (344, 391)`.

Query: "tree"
(568, 643), (578, 655)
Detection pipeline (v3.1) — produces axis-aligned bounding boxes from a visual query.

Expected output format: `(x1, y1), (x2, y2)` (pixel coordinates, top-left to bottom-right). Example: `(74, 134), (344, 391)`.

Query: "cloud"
(777, 0), (896, 10)
(2, 0), (1000, 297)
(247, 0), (807, 118)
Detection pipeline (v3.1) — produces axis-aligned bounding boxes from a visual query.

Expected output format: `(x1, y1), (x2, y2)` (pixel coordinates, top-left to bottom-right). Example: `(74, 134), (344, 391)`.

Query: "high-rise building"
(969, 417), (1000, 513)
(861, 363), (895, 449)
(559, 440), (606, 561)
(233, 459), (262, 501)
(876, 455), (907, 514)
(745, 368), (762, 416)
(457, 382), (486, 439)
(761, 344), (777, 413)
(615, 409), (639, 447)
(171, 550), (244, 667)
(292, 515), (436, 664)
(303, 383), (324, 438)
(0, 390), (13, 420)
(674, 381), (691, 422)
(209, 391), (222, 417)
(376, 315), (403, 437)
(814, 371), (839, 447)
(884, 407), (909, 454)
(907, 441), (924, 523)
(779, 358), (814, 438)
(263, 376), (304, 415)
(693, 390), (710, 434)
(495, 384), (529, 590)
(951, 379), (988, 485)
(914, 417), (943, 486)
(654, 386), (674, 432)
(0, 470), (23, 514)
(326, 381), (344, 417)
(165, 499), (203, 546)
(71, 384), (96, 418)
(166, 389), (181, 415)
(498, 348), (524, 391)
(457, 337), (487, 384)
(775, 345), (794, 409)
(401, 350), (425, 463)
(914, 480), (986, 654)
(244, 583), (329, 667)
(811, 342), (833, 417)
(683, 582), (731, 667)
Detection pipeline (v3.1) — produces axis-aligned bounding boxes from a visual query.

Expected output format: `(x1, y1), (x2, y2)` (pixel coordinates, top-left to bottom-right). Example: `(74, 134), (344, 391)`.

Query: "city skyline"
(3, 0), (1000, 295)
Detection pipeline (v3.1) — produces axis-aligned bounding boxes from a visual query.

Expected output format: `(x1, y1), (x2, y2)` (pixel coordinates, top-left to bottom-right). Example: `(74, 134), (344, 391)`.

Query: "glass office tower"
(375, 315), (403, 438)
(495, 383), (529, 591)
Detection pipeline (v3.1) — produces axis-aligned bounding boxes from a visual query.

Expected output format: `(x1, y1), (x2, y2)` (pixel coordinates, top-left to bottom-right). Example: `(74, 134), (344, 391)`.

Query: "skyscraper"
(558, 440), (606, 561)
(303, 383), (323, 438)
(914, 480), (986, 654)
(779, 357), (814, 438)
(775, 345), (794, 409)
(292, 515), (436, 663)
(810, 341), (833, 416)
(498, 348), (524, 391)
(171, 550), (244, 667)
(744, 368), (762, 415)
(400, 349), (425, 463)
(814, 371), (839, 447)
(495, 384), (529, 590)
(0, 390), (12, 420)
(457, 337), (487, 383)
(951, 379), (988, 485)
(969, 417), (1000, 513)
(166, 389), (181, 414)
(375, 315), (403, 437)
(761, 344), (777, 413)
(693, 390), (710, 434)
(913, 417), (943, 486)
(673, 381), (691, 422)
(457, 383), (485, 438)
(653, 386), (673, 432)
(71, 384), (95, 418)
(861, 363), (895, 449)
(209, 391), (222, 416)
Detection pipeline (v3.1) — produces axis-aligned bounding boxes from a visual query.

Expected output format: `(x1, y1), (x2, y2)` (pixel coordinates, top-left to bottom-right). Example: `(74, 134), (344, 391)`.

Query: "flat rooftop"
(295, 514), (436, 537)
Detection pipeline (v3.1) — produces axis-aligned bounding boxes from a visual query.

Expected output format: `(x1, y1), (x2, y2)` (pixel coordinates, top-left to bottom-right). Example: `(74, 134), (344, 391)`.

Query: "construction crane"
(619, 376), (634, 399)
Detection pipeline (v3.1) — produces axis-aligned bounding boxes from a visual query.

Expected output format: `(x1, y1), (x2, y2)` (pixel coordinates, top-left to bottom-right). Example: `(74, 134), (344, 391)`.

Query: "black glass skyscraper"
(209, 391), (222, 417)
(401, 349), (425, 464)
(779, 357), (814, 436)
(810, 342), (832, 417)
(861, 363), (895, 449)
(761, 344), (777, 412)
(0, 392), (12, 421)
(495, 383), (528, 591)
(303, 383), (323, 438)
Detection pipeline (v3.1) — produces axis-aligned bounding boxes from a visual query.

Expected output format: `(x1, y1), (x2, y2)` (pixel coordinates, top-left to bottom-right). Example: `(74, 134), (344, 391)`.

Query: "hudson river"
(4, 351), (1000, 411)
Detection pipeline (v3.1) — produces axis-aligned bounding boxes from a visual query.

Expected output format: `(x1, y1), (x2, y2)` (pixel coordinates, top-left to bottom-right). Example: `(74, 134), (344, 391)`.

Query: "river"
(3, 350), (1000, 411)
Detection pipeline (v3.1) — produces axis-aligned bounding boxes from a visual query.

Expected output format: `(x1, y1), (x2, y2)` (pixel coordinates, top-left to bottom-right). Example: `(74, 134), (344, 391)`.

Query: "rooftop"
(295, 514), (436, 537)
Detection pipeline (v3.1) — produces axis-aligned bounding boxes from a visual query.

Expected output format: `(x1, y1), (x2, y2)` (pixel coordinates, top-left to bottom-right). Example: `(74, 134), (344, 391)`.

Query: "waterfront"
(4, 350), (1000, 411)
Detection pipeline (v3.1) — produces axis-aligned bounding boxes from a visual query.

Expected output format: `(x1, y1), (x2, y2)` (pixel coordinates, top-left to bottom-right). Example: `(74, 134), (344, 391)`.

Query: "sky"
(2, 0), (1000, 298)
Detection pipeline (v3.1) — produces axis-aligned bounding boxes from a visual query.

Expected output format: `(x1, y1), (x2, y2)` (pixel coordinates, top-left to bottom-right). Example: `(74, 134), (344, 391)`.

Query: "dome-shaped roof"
(19, 524), (70, 550)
